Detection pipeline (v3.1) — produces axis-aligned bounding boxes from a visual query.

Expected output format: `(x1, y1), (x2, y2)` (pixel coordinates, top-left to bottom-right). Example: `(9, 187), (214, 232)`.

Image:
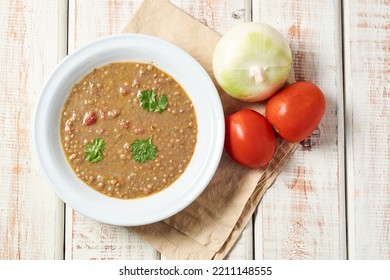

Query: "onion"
(212, 22), (292, 102)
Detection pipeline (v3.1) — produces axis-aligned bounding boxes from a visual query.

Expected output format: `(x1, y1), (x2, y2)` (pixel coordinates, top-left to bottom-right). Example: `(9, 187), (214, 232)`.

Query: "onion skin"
(213, 22), (292, 102)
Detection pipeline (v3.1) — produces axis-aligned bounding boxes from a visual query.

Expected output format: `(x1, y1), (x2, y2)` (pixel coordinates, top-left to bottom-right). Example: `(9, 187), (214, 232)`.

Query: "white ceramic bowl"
(33, 34), (224, 226)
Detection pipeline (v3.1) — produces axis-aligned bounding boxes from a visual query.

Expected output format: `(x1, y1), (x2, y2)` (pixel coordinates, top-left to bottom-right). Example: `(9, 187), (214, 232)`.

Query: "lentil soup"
(60, 62), (197, 199)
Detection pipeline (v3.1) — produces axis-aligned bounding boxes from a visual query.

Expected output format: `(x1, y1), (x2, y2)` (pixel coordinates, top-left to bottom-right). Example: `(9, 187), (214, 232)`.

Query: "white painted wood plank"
(65, 207), (159, 260)
(252, 0), (346, 259)
(224, 221), (253, 260)
(169, 0), (250, 260)
(0, 0), (67, 259)
(170, 0), (247, 34)
(343, 0), (390, 260)
(66, 0), (159, 260)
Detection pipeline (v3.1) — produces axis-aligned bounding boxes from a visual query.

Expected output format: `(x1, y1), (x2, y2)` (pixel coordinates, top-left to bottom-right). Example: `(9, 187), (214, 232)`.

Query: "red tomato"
(225, 109), (276, 168)
(265, 81), (326, 142)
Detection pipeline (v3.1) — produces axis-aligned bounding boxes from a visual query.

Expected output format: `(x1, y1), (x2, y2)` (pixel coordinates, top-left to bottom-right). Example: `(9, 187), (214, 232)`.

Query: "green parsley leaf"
(139, 90), (168, 113)
(139, 90), (157, 112)
(156, 94), (168, 113)
(130, 137), (157, 163)
(85, 138), (105, 163)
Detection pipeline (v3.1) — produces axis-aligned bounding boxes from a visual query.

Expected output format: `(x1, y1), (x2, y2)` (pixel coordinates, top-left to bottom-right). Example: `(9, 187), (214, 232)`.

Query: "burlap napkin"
(124, 0), (298, 260)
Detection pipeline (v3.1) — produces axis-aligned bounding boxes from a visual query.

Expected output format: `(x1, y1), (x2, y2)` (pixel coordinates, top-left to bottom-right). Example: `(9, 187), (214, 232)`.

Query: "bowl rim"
(33, 33), (225, 226)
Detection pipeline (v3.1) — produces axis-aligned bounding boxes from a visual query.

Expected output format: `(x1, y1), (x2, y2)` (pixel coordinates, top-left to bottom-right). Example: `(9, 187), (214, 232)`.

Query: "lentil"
(60, 62), (197, 199)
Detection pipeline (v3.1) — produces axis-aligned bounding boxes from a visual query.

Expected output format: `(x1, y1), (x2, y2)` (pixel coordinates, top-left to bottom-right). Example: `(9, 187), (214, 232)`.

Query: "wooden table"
(1, 0), (389, 260)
